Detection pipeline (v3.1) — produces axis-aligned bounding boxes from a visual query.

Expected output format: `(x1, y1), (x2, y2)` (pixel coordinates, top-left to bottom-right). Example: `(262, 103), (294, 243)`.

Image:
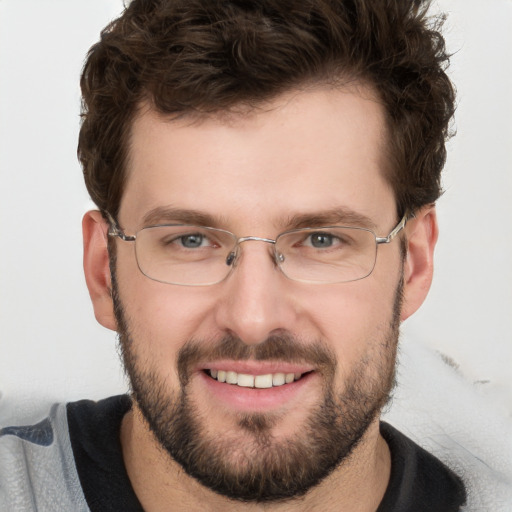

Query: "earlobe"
(83, 210), (117, 331)
(400, 206), (439, 321)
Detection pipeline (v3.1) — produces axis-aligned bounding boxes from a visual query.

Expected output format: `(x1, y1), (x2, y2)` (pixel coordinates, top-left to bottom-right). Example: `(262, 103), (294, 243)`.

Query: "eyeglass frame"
(106, 211), (412, 286)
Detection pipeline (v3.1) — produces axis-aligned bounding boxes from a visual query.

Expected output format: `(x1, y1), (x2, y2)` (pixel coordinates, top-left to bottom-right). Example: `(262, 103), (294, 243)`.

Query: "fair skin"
(83, 86), (437, 511)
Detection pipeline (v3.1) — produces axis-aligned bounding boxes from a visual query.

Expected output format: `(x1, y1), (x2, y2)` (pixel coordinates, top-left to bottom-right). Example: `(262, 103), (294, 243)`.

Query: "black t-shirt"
(67, 395), (466, 511)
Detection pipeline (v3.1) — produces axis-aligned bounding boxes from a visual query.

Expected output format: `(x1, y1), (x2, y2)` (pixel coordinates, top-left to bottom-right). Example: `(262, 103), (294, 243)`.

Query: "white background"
(0, 1), (511, 416)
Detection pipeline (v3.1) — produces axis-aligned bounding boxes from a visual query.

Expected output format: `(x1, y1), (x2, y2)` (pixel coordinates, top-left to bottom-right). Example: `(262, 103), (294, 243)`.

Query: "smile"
(208, 369), (305, 389)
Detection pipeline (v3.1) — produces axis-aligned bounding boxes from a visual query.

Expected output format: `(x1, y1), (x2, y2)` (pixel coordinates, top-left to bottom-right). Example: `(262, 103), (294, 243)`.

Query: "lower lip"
(198, 371), (316, 412)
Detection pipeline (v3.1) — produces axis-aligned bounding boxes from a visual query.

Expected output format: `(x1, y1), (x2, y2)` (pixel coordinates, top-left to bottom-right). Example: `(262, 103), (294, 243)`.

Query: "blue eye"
(179, 234), (205, 248)
(309, 233), (335, 248)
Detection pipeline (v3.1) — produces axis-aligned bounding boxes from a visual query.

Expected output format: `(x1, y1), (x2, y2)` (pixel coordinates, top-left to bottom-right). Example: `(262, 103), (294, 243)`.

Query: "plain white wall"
(1, 1), (511, 414)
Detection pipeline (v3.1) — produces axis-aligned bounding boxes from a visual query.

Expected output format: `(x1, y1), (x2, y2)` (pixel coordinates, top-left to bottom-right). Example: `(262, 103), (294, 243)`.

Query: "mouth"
(206, 369), (309, 389)
(197, 362), (317, 412)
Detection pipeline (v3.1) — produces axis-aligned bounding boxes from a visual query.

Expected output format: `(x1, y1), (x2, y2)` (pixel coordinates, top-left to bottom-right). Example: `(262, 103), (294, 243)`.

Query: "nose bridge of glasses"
(226, 236), (279, 267)
(237, 235), (276, 245)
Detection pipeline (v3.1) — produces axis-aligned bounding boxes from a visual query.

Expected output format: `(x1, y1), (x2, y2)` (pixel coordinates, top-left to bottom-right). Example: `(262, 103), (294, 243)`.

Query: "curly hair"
(78, 0), (455, 219)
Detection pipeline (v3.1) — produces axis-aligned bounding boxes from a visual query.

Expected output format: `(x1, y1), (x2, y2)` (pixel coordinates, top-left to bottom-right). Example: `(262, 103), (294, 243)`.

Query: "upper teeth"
(210, 370), (303, 388)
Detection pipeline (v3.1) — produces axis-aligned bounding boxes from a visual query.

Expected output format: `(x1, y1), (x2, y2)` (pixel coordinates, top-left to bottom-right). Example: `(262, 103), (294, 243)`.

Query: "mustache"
(177, 332), (337, 385)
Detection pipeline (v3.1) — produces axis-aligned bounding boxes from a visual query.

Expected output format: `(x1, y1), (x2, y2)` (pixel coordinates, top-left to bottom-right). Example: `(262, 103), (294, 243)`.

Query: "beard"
(111, 262), (403, 503)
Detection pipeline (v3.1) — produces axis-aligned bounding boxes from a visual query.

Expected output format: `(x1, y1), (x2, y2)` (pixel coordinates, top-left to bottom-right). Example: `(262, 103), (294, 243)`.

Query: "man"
(0, 0), (472, 510)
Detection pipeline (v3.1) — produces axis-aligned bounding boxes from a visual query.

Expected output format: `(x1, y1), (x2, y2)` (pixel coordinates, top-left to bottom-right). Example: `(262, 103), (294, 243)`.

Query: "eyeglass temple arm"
(105, 212), (136, 242)
(375, 211), (414, 245)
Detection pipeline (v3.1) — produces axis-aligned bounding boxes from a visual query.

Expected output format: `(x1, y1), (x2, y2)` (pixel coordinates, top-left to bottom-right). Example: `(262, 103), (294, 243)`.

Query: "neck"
(120, 405), (391, 512)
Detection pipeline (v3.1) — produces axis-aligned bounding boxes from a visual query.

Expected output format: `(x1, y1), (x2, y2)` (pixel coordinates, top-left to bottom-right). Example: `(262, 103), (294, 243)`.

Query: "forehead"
(120, 86), (395, 231)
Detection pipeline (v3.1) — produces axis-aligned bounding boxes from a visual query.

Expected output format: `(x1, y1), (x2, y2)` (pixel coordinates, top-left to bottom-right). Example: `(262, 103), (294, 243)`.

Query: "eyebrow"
(282, 208), (378, 231)
(142, 207), (226, 228)
(142, 206), (377, 231)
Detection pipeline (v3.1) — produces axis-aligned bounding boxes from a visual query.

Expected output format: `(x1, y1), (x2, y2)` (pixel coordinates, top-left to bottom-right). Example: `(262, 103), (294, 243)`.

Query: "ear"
(83, 210), (117, 331)
(400, 206), (439, 321)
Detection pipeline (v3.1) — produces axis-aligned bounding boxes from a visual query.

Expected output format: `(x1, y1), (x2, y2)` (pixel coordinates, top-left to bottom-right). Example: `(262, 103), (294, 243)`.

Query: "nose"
(214, 240), (298, 346)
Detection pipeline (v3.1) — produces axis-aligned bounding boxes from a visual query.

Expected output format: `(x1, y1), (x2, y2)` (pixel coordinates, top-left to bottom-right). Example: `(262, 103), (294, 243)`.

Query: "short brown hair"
(78, 0), (455, 219)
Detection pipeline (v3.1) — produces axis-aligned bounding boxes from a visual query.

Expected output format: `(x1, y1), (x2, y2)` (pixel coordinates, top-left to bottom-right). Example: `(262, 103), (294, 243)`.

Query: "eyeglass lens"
(133, 225), (379, 285)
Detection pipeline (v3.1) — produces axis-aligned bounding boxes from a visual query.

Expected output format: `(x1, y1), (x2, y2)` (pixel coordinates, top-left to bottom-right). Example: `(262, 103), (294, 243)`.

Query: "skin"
(83, 85), (438, 511)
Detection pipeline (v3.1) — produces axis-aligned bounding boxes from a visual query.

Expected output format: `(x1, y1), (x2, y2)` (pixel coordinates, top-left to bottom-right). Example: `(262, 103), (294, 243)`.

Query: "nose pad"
(226, 243), (279, 268)
(226, 247), (241, 267)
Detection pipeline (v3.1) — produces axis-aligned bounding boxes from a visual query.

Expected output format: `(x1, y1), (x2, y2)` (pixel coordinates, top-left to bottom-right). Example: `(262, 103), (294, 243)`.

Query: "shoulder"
(379, 421), (466, 511)
(0, 395), (131, 511)
(66, 394), (132, 471)
(66, 394), (131, 429)
(0, 400), (89, 511)
(66, 395), (142, 511)
(383, 339), (512, 511)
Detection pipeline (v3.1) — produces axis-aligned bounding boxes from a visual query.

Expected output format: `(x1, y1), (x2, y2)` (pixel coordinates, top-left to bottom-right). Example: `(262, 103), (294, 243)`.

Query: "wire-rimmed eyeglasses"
(107, 213), (410, 286)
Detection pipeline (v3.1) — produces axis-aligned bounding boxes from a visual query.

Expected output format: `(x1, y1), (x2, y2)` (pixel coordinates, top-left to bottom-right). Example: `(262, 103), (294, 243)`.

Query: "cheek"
(115, 247), (220, 362)
(299, 276), (399, 375)
(124, 286), (217, 346)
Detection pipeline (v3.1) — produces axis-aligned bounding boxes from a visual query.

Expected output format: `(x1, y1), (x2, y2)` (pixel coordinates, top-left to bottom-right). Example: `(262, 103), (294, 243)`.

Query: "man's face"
(112, 87), (404, 501)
